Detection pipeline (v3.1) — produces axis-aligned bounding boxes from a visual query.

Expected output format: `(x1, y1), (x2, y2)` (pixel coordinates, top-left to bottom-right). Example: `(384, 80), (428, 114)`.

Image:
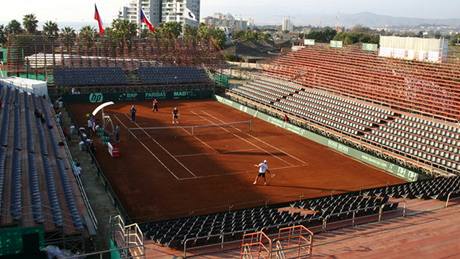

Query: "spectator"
(284, 114), (290, 123)
(73, 162), (82, 177)
(55, 112), (62, 126)
(114, 125), (120, 143)
(71, 88), (80, 95)
(87, 116), (93, 136)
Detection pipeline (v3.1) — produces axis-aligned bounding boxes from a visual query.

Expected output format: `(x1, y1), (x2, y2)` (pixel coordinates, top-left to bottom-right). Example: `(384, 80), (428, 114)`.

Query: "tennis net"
(128, 120), (253, 137)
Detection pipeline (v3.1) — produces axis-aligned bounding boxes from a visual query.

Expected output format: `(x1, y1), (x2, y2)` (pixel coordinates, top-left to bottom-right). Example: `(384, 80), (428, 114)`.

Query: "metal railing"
(52, 103), (99, 232)
(240, 230), (272, 258)
(110, 215), (145, 258)
(64, 243), (145, 259)
(64, 104), (132, 222)
(181, 200), (395, 258)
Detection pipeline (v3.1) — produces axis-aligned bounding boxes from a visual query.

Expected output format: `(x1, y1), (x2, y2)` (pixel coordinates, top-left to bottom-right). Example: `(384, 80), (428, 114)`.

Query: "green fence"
(109, 239), (122, 259)
(216, 95), (420, 182)
(213, 74), (229, 88)
(0, 226), (45, 256)
(0, 48), (7, 63)
(330, 40), (343, 48)
(62, 89), (214, 103)
(362, 43), (379, 52)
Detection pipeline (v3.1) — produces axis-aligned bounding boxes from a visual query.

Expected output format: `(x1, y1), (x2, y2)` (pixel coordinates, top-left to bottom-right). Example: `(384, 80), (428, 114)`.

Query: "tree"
(451, 34), (460, 46)
(208, 28), (227, 48)
(184, 25), (198, 42)
(159, 22), (182, 39)
(5, 20), (24, 35)
(60, 27), (76, 51)
(23, 14), (39, 34)
(140, 28), (154, 39)
(232, 30), (270, 42)
(43, 21), (59, 40)
(79, 26), (96, 48)
(0, 25), (6, 46)
(305, 27), (337, 43)
(110, 19), (138, 46)
(193, 24), (227, 48)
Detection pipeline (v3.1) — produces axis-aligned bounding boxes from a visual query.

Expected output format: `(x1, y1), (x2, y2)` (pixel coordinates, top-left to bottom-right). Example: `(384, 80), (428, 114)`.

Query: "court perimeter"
(69, 99), (403, 222)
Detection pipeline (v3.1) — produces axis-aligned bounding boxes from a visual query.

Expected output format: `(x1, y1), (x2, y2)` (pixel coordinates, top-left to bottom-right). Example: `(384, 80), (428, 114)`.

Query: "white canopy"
(92, 101), (115, 116)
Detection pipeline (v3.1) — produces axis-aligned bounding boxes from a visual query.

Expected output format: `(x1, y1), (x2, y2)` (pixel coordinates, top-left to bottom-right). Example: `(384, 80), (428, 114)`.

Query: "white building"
(379, 36), (449, 63)
(118, 0), (200, 28)
(282, 17), (293, 32)
(161, 0), (200, 27)
(203, 13), (249, 32)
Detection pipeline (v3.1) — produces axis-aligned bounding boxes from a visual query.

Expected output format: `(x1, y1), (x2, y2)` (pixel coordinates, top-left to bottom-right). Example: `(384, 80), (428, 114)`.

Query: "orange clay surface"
(68, 99), (404, 222)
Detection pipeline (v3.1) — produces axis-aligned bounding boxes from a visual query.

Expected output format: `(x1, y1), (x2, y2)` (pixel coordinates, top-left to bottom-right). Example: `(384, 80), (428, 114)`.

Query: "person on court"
(152, 98), (159, 112)
(253, 160), (271, 185)
(130, 105), (137, 122)
(172, 106), (179, 125)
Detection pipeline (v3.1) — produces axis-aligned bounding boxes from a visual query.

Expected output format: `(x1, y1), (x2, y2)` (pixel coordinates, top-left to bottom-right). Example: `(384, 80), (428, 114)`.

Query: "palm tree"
(79, 26), (96, 49)
(43, 21), (59, 40)
(5, 20), (24, 35)
(111, 19), (138, 47)
(160, 22), (182, 39)
(60, 27), (76, 53)
(0, 25), (7, 46)
(23, 14), (39, 34)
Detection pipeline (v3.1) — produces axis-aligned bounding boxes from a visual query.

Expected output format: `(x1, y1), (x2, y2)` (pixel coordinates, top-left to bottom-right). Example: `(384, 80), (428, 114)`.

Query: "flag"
(184, 7), (197, 21)
(94, 4), (105, 35)
(140, 9), (155, 32)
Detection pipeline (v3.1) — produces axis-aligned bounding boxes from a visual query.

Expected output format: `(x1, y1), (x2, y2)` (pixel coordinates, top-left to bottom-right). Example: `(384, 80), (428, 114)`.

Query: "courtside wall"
(62, 89), (214, 103)
(215, 95), (420, 182)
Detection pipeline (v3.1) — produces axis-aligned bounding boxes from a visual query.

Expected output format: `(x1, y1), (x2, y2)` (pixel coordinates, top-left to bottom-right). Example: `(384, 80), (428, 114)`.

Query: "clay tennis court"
(69, 99), (404, 222)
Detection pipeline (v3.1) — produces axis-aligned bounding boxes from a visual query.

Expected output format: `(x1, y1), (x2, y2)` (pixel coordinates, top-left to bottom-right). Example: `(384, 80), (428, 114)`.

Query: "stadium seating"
(142, 176), (460, 249)
(364, 114), (460, 172)
(54, 67), (128, 86)
(232, 76), (302, 105)
(230, 47), (460, 173)
(232, 77), (393, 136)
(137, 66), (210, 85)
(264, 47), (460, 120)
(0, 86), (84, 232)
(364, 176), (460, 200)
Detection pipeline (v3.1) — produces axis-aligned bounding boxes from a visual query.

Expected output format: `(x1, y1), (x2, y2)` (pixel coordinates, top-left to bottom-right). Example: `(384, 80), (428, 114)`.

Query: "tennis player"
(172, 107), (179, 125)
(152, 98), (159, 112)
(130, 105), (137, 122)
(253, 160), (271, 185)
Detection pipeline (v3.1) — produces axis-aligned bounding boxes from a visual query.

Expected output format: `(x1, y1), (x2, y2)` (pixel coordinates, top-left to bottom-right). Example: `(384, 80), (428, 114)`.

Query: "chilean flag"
(140, 9), (155, 32)
(94, 4), (105, 35)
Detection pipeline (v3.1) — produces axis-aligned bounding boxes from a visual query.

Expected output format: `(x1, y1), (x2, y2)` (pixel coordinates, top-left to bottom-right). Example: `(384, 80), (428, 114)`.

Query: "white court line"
(174, 152), (213, 158)
(192, 111), (294, 166)
(176, 123), (218, 154)
(178, 164), (309, 181)
(174, 148), (259, 158)
(123, 114), (197, 178)
(113, 114), (181, 180)
(202, 110), (308, 165)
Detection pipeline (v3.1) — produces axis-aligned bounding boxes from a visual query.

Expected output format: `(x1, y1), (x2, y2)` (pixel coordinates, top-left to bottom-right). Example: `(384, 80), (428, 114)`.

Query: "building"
(379, 36), (449, 63)
(282, 17), (293, 32)
(161, 0), (200, 27)
(118, 0), (200, 28)
(203, 13), (249, 33)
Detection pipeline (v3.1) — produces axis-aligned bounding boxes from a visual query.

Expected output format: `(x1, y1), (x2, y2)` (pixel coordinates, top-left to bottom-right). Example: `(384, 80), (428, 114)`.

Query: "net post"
(192, 125), (194, 135)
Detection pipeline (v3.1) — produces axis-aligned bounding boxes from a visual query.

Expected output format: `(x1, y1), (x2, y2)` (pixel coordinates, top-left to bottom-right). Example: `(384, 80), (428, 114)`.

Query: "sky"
(0, 0), (459, 26)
